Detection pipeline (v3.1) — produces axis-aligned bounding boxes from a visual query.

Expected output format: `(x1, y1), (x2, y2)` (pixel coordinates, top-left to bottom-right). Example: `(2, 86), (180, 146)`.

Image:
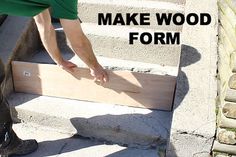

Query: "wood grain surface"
(12, 61), (176, 110)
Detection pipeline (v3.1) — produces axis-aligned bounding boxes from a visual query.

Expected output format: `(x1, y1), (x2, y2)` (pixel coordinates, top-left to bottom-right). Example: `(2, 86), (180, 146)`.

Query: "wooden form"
(12, 61), (177, 111)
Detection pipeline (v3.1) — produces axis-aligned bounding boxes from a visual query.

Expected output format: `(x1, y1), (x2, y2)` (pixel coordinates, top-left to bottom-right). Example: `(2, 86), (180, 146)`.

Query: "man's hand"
(90, 64), (109, 84)
(57, 59), (77, 73)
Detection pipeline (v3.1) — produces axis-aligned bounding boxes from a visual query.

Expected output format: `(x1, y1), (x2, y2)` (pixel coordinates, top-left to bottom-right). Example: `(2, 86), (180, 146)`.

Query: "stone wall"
(213, 0), (236, 156)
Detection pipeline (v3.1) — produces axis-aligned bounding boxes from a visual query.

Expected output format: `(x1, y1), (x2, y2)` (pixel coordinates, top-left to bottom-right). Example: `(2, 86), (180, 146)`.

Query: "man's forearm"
(60, 19), (102, 69)
(33, 10), (108, 82)
(37, 24), (63, 64)
(71, 35), (100, 70)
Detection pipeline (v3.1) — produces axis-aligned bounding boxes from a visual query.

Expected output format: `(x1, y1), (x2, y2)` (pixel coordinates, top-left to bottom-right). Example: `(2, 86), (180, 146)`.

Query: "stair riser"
(78, 3), (184, 31)
(56, 31), (181, 66)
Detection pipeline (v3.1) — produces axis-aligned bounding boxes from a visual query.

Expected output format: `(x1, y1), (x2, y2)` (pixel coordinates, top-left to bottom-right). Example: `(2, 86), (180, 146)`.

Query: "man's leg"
(0, 59), (13, 149)
(0, 59), (38, 156)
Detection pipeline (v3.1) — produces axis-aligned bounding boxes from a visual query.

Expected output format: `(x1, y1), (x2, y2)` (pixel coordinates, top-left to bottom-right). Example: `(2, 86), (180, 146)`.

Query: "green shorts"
(0, 0), (78, 20)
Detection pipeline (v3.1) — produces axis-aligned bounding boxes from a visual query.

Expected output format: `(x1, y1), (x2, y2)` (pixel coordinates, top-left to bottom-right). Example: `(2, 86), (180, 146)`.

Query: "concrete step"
(77, 0), (185, 31)
(12, 123), (159, 157)
(8, 92), (173, 149)
(55, 23), (181, 67)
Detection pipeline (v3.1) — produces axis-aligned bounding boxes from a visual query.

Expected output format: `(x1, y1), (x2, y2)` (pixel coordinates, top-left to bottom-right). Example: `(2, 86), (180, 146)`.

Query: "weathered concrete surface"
(167, 133), (213, 157)
(8, 93), (172, 149)
(77, 0), (185, 31)
(166, 0), (218, 156)
(13, 123), (159, 157)
(55, 23), (181, 67)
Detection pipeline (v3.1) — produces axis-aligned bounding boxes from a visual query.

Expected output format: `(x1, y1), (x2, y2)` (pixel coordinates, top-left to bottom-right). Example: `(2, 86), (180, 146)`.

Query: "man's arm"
(34, 9), (108, 83)
(60, 19), (108, 83)
(33, 9), (77, 71)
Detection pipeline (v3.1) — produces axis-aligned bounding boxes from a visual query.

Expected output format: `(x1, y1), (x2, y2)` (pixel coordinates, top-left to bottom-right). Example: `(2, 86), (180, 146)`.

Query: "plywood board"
(12, 61), (176, 111)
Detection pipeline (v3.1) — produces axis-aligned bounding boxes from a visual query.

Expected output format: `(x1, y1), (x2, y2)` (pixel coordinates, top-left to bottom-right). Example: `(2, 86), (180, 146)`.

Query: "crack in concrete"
(176, 130), (214, 139)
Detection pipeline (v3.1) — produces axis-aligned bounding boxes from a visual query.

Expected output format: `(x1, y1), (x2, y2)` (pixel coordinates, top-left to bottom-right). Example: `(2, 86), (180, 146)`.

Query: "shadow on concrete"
(21, 135), (157, 157)
(173, 44), (201, 110)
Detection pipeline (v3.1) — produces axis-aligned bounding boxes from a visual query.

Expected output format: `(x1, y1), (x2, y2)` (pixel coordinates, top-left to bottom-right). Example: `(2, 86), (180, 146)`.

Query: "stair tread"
(8, 92), (172, 147)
